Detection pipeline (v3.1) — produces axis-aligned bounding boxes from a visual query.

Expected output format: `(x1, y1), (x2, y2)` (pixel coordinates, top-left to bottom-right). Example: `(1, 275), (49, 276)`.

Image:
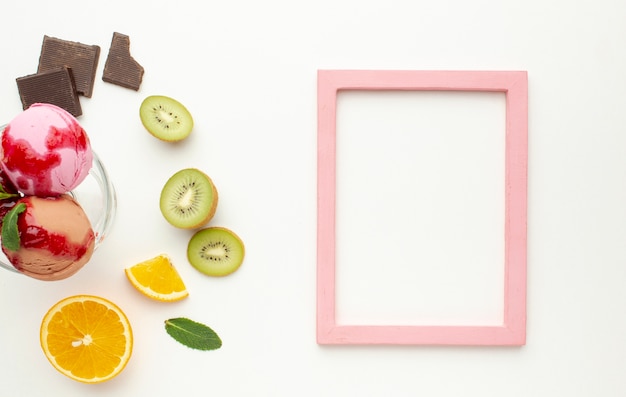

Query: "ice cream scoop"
(1, 195), (95, 281)
(0, 103), (93, 196)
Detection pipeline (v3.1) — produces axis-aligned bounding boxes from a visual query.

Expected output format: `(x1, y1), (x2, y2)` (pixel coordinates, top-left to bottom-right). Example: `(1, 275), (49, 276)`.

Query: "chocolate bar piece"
(16, 67), (82, 117)
(38, 35), (100, 98)
(102, 32), (144, 90)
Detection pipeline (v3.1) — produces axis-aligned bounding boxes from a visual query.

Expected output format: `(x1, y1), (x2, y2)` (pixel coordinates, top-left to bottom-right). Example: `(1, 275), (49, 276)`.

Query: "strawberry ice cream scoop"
(0, 103), (93, 196)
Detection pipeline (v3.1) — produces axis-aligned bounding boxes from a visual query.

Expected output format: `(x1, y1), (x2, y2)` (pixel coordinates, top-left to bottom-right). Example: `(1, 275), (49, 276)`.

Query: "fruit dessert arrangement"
(5, 34), (246, 384)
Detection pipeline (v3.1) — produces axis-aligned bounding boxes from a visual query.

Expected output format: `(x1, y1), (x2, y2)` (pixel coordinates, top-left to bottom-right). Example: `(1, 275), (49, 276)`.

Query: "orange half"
(40, 295), (133, 383)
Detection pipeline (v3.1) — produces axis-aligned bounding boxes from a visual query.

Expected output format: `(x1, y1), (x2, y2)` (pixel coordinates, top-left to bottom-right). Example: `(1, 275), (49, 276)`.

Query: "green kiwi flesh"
(187, 227), (245, 276)
(160, 168), (218, 229)
(140, 95), (193, 141)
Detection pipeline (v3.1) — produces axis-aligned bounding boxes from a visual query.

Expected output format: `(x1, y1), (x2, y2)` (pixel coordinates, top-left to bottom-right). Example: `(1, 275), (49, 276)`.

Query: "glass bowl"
(0, 142), (116, 275)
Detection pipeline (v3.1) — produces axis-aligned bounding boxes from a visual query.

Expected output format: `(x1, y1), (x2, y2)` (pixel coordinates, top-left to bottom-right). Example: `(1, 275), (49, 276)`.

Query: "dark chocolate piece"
(102, 32), (144, 91)
(37, 35), (100, 98)
(16, 67), (82, 117)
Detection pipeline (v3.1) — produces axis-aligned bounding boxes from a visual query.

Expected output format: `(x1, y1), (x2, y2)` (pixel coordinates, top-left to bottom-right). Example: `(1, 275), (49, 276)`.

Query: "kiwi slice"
(159, 168), (218, 229)
(187, 227), (245, 276)
(139, 95), (193, 141)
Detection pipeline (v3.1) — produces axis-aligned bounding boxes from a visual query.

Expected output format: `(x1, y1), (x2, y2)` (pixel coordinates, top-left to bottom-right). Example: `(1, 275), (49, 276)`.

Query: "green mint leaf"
(1, 203), (26, 252)
(0, 192), (19, 200)
(0, 184), (19, 200)
(164, 317), (222, 351)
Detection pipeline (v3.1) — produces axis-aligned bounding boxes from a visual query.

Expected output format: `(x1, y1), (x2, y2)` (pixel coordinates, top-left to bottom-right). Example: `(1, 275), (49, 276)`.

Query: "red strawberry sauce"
(1, 123), (88, 195)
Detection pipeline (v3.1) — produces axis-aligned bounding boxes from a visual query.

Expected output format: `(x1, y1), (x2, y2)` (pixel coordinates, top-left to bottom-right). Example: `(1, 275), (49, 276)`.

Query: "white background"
(336, 90), (506, 326)
(0, 0), (624, 396)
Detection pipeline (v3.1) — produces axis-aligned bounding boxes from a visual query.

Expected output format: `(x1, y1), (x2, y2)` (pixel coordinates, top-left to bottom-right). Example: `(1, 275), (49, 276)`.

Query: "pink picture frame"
(317, 70), (528, 345)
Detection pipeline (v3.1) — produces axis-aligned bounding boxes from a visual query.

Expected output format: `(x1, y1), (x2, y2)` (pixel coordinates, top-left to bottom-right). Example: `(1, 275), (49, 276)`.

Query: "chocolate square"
(38, 35), (100, 98)
(16, 67), (82, 117)
(102, 32), (144, 91)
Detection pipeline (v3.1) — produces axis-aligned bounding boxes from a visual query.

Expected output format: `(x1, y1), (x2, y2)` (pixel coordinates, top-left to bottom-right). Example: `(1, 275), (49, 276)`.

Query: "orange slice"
(125, 254), (189, 302)
(40, 295), (133, 384)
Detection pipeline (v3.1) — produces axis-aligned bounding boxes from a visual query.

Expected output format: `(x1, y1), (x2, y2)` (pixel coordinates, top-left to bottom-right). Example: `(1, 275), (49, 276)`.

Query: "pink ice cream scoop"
(0, 103), (93, 196)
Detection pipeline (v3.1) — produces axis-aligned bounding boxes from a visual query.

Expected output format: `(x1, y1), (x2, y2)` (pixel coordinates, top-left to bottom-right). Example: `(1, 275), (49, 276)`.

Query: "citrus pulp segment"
(125, 254), (189, 302)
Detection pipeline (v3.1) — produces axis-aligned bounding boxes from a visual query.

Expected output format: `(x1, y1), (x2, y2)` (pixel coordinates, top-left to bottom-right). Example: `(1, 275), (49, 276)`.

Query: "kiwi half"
(187, 227), (245, 276)
(159, 168), (218, 229)
(140, 95), (193, 141)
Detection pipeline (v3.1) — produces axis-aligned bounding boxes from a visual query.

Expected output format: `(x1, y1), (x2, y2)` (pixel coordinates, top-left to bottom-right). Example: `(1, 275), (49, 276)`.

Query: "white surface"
(0, 0), (624, 396)
(335, 91), (506, 326)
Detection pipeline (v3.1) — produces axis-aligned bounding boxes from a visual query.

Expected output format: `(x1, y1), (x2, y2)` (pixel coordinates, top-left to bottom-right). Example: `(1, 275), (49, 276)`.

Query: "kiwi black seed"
(159, 168), (218, 229)
(187, 227), (245, 277)
(139, 95), (194, 141)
